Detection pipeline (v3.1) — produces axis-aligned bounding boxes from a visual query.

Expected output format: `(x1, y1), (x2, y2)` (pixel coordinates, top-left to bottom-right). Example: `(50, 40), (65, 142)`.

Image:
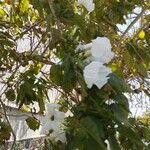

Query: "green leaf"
(108, 73), (131, 93)
(67, 128), (86, 150)
(26, 117), (40, 131)
(16, 78), (37, 107)
(126, 42), (136, 56)
(110, 103), (129, 122)
(145, 32), (150, 46)
(0, 8), (5, 17)
(67, 121), (105, 150)
(0, 121), (11, 143)
(136, 63), (147, 77)
(114, 93), (129, 112)
(123, 50), (135, 69)
(37, 85), (45, 113)
(80, 116), (106, 150)
(119, 125), (144, 148)
(50, 64), (64, 86)
(5, 89), (16, 101)
(62, 60), (76, 92)
(19, 0), (29, 13)
(0, 39), (15, 47)
(108, 135), (121, 150)
(84, 136), (105, 150)
(77, 72), (88, 97)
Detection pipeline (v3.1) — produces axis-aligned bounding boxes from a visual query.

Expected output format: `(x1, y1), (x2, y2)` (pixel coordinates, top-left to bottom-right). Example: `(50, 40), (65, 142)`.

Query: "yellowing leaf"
(21, 104), (30, 112)
(139, 30), (145, 39)
(19, 0), (29, 13)
(110, 63), (117, 72)
(0, 8), (5, 17)
(37, 63), (42, 71)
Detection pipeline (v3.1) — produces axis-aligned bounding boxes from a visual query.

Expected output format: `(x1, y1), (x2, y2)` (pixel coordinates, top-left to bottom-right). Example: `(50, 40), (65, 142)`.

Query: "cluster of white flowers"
(77, 0), (95, 12)
(40, 103), (66, 143)
(82, 37), (114, 89)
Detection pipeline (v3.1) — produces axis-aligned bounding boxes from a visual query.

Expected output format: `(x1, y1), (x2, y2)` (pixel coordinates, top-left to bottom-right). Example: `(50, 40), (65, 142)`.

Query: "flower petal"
(83, 61), (112, 89)
(78, 0), (95, 12)
(91, 37), (114, 64)
(40, 121), (53, 135)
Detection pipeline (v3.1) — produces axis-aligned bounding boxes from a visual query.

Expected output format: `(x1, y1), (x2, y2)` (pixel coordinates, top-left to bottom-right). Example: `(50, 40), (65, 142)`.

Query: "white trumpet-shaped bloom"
(83, 61), (112, 89)
(40, 103), (66, 143)
(76, 43), (92, 62)
(76, 43), (92, 52)
(76, 37), (114, 64)
(78, 0), (95, 12)
(91, 37), (114, 64)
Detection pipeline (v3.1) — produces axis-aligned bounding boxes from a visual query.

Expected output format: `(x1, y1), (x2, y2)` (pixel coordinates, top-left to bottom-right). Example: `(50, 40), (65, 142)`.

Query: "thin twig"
(116, 9), (146, 47)
(133, 21), (150, 39)
(47, 0), (62, 33)
(120, 9), (146, 40)
(15, 20), (44, 41)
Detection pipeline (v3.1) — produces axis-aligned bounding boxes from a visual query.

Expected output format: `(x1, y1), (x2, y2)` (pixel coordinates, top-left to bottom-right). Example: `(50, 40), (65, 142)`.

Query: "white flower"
(76, 43), (92, 51)
(83, 61), (112, 89)
(41, 121), (66, 143)
(76, 43), (93, 63)
(40, 103), (66, 143)
(76, 37), (114, 64)
(91, 37), (114, 64)
(76, 43), (92, 58)
(78, 0), (95, 12)
(45, 103), (65, 121)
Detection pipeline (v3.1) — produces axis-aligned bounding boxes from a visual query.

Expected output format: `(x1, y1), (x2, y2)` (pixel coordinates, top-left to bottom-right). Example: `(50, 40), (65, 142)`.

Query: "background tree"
(0, 0), (150, 149)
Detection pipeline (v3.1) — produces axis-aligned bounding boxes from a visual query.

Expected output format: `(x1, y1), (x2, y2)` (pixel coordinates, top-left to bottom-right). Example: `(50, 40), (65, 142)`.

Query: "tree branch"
(120, 9), (146, 40)
(15, 20), (44, 41)
(133, 21), (150, 39)
(47, 0), (62, 33)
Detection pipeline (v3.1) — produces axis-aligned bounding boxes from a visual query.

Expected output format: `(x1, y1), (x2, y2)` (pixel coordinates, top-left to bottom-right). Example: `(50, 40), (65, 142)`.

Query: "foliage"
(0, 0), (150, 149)
(0, 117), (11, 145)
(26, 117), (40, 131)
